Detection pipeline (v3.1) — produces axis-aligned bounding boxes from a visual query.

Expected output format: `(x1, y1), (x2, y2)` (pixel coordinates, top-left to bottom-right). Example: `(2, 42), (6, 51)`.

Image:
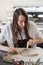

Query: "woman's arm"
(27, 21), (43, 46)
(0, 45), (14, 52)
(0, 45), (19, 54)
(27, 38), (43, 46)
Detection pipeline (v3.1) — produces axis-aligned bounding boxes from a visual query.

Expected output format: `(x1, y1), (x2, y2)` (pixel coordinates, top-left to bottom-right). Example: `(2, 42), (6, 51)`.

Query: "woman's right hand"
(8, 47), (19, 54)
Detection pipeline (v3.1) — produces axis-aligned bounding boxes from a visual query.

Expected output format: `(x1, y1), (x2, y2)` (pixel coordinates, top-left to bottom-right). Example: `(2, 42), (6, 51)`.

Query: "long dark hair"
(12, 8), (32, 43)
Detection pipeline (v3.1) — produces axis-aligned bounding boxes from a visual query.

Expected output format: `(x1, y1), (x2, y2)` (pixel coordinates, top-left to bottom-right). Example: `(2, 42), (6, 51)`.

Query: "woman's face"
(17, 15), (26, 30)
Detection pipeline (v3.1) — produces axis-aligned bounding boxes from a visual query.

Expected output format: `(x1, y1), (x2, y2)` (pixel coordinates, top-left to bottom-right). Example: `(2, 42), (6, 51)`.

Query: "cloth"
(28, 20), (43, 39)
(17, 39), (28, 48)
(0, 22), (14, 47)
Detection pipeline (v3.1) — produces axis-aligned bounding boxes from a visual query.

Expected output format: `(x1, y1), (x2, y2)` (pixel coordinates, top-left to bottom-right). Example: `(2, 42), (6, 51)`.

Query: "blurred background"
(0, 0), (43, 34)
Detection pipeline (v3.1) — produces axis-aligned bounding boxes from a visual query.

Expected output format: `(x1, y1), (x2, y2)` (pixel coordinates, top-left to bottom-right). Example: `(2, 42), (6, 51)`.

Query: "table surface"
(0, 47), (43, 65)
(12, 47), (43, 62)
(1, 47), (43, 62)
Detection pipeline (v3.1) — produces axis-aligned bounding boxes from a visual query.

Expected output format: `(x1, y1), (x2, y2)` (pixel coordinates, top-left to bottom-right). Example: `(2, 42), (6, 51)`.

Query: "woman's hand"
(0, 45), (19, 54)
(8, 47), (19, 54)
(27, 39), (35, 47)
(8, 47), (15, 54)
(27, 38), (43, 47)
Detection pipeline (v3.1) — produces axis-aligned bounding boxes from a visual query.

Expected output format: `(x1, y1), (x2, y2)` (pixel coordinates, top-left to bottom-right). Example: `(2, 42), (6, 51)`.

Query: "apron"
(17, 39), (28, 48)
(14, 29), (32, 48)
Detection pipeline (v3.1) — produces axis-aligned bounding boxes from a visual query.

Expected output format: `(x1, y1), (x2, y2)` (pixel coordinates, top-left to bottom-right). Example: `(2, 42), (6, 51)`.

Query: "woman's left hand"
(27, 39), (35, 46)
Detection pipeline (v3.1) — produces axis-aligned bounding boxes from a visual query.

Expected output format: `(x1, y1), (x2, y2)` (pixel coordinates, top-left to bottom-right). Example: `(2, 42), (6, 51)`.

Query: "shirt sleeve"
(5, 23), (14, 47)
(28, 21), (43, 39)
(33, 22), (43, 39)
(0, 25), (6, 44)
(35, 27), (43, 39)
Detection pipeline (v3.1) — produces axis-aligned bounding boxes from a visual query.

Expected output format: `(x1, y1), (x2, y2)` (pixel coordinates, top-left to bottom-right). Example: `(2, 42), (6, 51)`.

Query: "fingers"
(29, 39), (33, 45)
(8, 47), (19, 54)
(27, 39), (33, 46)
(8, 47), (15, 54)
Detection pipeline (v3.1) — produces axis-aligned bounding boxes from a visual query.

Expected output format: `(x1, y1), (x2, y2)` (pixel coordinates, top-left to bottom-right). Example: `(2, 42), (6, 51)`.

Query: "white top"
(28, 21), (43, 39)
(0, 20), (43, 47)
(17, 20), (43, 40)
(0, 22), (14, 47)
(17, 29), (26, 40)
(13, 20), (43, 47)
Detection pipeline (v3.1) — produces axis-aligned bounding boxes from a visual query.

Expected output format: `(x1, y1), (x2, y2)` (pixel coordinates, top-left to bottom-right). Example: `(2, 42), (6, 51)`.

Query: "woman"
(12, 8), (43, 48)
(0, 8), (43, 53)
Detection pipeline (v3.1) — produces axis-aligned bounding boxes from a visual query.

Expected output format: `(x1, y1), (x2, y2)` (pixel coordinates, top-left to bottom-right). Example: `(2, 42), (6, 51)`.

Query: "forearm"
(27, 38), (43, 46)
(33, 38), (43, 44)
(0, 45), (10, 52)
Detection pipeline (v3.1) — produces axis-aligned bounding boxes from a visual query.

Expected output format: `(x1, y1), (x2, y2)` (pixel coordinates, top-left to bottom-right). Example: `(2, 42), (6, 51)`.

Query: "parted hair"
(12, 8), (32, 44)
